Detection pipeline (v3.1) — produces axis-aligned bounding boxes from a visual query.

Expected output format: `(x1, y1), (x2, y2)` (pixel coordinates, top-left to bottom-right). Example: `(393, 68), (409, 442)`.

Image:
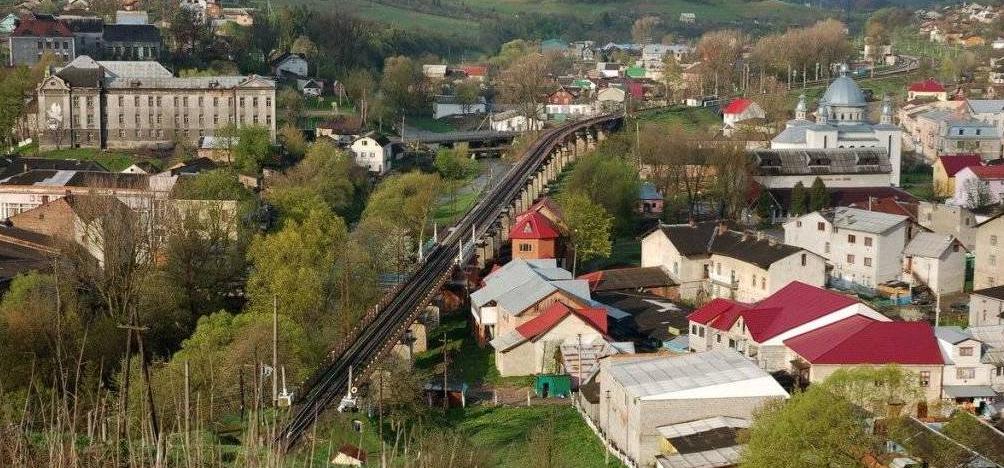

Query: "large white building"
(770, 66), (903, 187)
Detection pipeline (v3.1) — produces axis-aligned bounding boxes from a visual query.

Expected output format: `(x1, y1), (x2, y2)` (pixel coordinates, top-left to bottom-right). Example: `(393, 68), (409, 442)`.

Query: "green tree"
(455, 79), (481, 114)
(232, 125), (273, 175)
(809, 177), (828, 212)
(362, 172), (441, 238)
(755, 190), (773, 221)
(277, 88), (305, 124)
(558, 192), (613, 275)
(246, 204), (347, 326)
(434, 144), (479, 213)
(941, 411), (1004, 465)
(790, 181), (808, 216)
(268, 139), (369, 222)
(566, 152), (640, 233)
(279, 123), (306, 159)
(381, 56), (428, 118)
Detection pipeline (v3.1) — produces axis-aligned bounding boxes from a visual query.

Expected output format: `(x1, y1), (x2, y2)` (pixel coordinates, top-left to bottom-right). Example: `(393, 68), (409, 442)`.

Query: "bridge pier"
(596, 128), (607, 142)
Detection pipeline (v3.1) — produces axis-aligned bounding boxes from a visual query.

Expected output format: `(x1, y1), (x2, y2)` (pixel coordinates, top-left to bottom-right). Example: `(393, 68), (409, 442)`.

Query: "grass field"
(634, 105), (720, 131)
(26, 146), (139, 172)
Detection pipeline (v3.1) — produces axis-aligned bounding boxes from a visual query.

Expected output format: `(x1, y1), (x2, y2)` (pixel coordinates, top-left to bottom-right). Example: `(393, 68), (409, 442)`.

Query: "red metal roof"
(967, 165), (1004, 180)
(688, 282), (859, 342)
(855, 196), (917, 220)
(938, 154), (983, 177)
(515, 301), (607, 339)
(722, 98), (753, 115)
(908, 79), (945, 93)
(12, 16), (72, 37)
(784, 315), (944, 365)
(460, 65), (487, 77)
(510, 211), (561, 240)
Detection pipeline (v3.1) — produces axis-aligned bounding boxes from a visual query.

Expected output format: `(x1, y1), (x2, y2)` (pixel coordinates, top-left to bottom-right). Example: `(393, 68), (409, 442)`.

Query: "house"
(784, 207), (909, 291)
(938, 118), (1002, 162)
(102, 24), (160, 60)
(510, 210), (561, 261)
(721, 98), (765, 134)
(489, 110), (541, 132)
(902, 232), (967, 295)
(295, 78), (322, 97)
(679, 12), (696, 23)
(9, 14), (76, 66)
(637, 182), (663, 216)
(0, 170), (177, 219)
(969, 286), (1004, 326)
(349, 133), (392, 174)
(965, 99), (1004, 140)
(974, 213), (1004, 290)
(468, 258), (589, 342)
(954, 166), (1004, 208)
(120, 161), (158, 174)
(547, 87), (576, 105)
(594, 350), (788, 466)
(197, 136), (238, 162)
(115, 10), (149, 25)
(917, 201), (979, 250)
(596, 62), (621, 79)
(967, 324), (1004, 392)
(641, 221), (826, 302)
(269, 52), (307, 78)
(59, 15), (103, 57)
(421, 64), (446, 80)
(331, 444), (366, 466)
(316, 116), (364, 145)
(783, 315), (945, 404)
(7, 194), (135, 263)
(432, 95), (486, 119)
(456, 64), (488, 82)
(579, 266), (677, 299)
(592, 290), (688, 348)
(908, 78), (948, 101)
(750, 148), (894, 190)
(934, 154), (984, 198)
(489, 300), (612, 377)
(935, 326), (998, 413)
(688, 281), (890, 370)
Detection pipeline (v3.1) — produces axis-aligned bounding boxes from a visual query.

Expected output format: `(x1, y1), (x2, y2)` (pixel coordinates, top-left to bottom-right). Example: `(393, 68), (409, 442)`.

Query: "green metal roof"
(626, 66), (646, 78)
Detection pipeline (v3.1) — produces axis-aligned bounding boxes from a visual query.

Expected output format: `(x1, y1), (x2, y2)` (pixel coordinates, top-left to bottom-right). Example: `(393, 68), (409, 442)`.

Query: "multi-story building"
(932, 154), (983, 198)
(36, 55), (275, 150)
(966, 99), (1004, 142)
(9, 14), (76, 66)
(969, 286), (1004, 326)
(784, 207), (909, 291)
(102, 24), (161, 60)
(641, 220), (825, 303)
(59, 15), (103, 57)
(954, 165), (1004, 208)
(935, 326), (997, 411)
(975, 214), (1004, 290)
(917, 201), (978, 249)
(902, 232), (967, 295)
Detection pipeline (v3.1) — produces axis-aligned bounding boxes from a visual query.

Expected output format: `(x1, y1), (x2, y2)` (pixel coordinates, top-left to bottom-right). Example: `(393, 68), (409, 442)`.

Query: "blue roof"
(639, 182), (663, 201)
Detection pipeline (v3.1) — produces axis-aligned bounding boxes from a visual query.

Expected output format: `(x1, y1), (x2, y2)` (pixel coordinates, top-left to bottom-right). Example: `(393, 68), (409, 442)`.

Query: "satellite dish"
(350, 386), (359, 394)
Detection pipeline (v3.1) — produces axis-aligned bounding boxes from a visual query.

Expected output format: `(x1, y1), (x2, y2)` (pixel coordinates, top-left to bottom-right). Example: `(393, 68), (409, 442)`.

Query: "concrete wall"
(975, 216), (1004, 290)
(10, 35), (75, 66)
(641, 230), (708, 301)
(969, 294), (1004, 327)
(809, 363), (944, 404)
(917, 202), (978, 250)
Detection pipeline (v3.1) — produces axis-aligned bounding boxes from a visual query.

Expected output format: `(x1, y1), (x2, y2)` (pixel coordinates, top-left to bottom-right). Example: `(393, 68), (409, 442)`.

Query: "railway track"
(277, 112), (623, 451)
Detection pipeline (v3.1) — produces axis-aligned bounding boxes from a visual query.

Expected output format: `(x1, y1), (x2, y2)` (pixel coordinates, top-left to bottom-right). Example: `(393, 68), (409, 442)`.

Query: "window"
(691, 324), (697, 335)
(847, 254), (855, 264)
(919, 371), (930, 387)
(213, 115), (219, 125)
(253, 115), (259, 124)
(253, 97), (258, 107)
(716, 334), (722, 343)
(174, 96), (179, 106)
(673, 261), (678, 274)
(198, 96), (203, 106)
(960, 346), (974, 356)
(824, 242), (831, 254)
(239, 97), (245, 107)
(956, 367), (976, 379)
(183, 97), (189, 107)
(848, 234), (856, 244)
(817, 222), (825, 231)
(698, 326), (705, 338)
(728, 338), (736, 348)
(118, 96), (124, 106)
(134, 96), (140, 106)
(266, 97), (272, 107)
(800, 253), (807, 266)
(863, 257), (872, 267)
(761, 277), (766, 290)
(796, 221), (802, 227)
(864, 237), (872, 247)
(990, 235), (997, 246)
(148, 96), (153, 106)
(991, 255), (997, 266)
(518, 243), (532, 252)
(213, 97), (219, 107)
(118, 114), (124, 125)
(156, 96), (162, 106)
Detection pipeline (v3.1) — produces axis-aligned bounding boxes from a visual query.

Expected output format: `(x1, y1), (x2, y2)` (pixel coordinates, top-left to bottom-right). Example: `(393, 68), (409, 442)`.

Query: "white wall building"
(935, 327), (997, 409)
(902, 232), (967, 295)
(349, 134), (392, 174)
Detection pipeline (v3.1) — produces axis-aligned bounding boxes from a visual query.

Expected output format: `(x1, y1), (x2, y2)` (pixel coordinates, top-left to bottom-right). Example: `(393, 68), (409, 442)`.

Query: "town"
(0, 0), (1003, 466)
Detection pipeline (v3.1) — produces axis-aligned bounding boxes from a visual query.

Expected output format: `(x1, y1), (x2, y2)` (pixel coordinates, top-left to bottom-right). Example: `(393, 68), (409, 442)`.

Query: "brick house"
(510, 210), (561, 261)
(932, 154), (982, 198)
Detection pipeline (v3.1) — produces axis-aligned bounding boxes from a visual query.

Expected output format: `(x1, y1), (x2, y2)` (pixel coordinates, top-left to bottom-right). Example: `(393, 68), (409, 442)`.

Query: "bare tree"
(496, 53), (553, 132)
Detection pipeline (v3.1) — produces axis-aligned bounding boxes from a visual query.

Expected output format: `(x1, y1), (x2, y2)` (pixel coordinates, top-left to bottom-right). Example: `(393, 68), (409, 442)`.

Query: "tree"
(741, 385), (874, 467)
(232, 125), (272, 175)
(661, 54), (684, 102)
(455, 79), (481, 115)
(963, 178), (992, 209)
(497, 53), (552, 133)
(631, 16), (660, 45)
(277, 88), (305, 125)
(290, 35), (319, 61)
(362, 172), (441, 239)
(343, 68), (375, 123)
(279, 124), (306, 159)
(710, 143), (752, 219)
(381, 56), (428, 118)
(434, 145), (479, 213)
(822, 366), (924, 415)
(695, 29), (748, 95)
(809, 177), (829, 212)
(755, 190), (774, 221)
(558, 192), (613, 275)
(268, 139), (369, 222)
(491, 39), (535, 67)
(565, 150), (639, 233)
(790, 182), (808, 216)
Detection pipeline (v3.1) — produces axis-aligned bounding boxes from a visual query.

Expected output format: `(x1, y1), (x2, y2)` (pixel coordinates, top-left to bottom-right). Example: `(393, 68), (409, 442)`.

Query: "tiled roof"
(579, 266), (676, 292)
(722, 98), (752, 115)
(510, 211), (560, 240)
(784, 315), (944, 365)
(853, 196), (917, 220)
(966, 165), (1004, 180)
(938, 154), (983, 177)
(909, 79), (945, 92)
(767, 187), (917, 212)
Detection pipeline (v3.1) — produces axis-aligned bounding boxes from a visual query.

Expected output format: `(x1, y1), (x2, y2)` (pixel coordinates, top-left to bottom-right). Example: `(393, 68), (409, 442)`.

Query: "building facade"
(969, 286), (1004, 326)
(9, 15), (76, 66)
(102, 24), (161, 60)
(974, 214), (1004, 290)
(36, 56), (275, 150)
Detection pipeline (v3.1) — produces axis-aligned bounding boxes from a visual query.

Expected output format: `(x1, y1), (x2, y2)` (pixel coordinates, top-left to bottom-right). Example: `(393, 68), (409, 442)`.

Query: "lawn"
(434, 189), (479, 226)
(902, 167), (935, 201)
(634, 106), (720, 132)
(26, 146), (139, 172)
(581, 236), (642, 273)
(415, 314), (534, 387)
(408, 115), (457, 134)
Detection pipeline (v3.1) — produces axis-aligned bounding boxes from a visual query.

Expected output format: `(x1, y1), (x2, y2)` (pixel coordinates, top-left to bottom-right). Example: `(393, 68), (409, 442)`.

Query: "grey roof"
(656, 416), (750, 439)
(828, 207), (908, 234)
(656, 446), (742, 468)
(605, 349), (788, 401)
(771, 126), (807, 144)
(101, 60), (172, 78)
(751, 148), (891, 177)
(935, 326), (974, 345)
(968, 325), (1004, 350)
(821, 75), (867, 107)
(904, 232), (956, 258)
(103, 24), (160, 43)
(942, 385), (996, 398)
(970, 285), (1004, 301)
(917, 109), (955, 123)
(968, 99), (1004, 114)
(106, 75), (272, 89)
(470, 259), (571, 308)
(489, 329), (525, 352)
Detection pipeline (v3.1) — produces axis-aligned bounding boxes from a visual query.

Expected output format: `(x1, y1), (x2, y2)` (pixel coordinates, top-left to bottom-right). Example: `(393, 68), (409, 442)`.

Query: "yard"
(634, 106), (720, 132)
(20, 145), (142, 172)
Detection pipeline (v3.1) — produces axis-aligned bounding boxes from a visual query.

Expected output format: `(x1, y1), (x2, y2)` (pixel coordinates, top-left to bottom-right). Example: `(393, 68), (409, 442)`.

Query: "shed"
(331, 443), (367, 466)
(534, 374), (571, 398)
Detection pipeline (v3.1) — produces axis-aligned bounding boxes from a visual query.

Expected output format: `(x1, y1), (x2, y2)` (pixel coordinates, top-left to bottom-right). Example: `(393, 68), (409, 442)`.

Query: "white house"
(721, 98), (765, 134)
(641, 221), (826, 302)
(902, 232), (967, 295)
(270, 52), (308, 78)
(421, 64), (447, 80)
(953, 166), (1004, 208)
(489, 110), (542, 132)
(349, 133), (392, 175)
(969, 286), (1004, 327)
(432, 95), (486, 119)
(935, 327), (997, 411)
(296, 78), (322, 97)
(784, 207), (909, 291)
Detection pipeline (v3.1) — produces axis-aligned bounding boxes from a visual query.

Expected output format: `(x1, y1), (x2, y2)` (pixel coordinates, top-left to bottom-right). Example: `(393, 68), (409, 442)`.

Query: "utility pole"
(272, 295), (278, 404)
(442, 332), (449, 411)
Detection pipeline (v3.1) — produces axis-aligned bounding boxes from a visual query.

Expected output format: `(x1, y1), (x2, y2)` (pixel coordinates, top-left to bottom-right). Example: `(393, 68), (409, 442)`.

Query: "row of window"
(845, 254), (873, 267)
(113, 95), (272, 108)
(36, 40), (70, 50)
(114, 113), (270, 127)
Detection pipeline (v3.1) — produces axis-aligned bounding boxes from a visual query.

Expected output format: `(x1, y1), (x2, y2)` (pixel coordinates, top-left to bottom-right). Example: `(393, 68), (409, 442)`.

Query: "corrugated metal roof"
(830, 207), (907, 234)
(605, 349), (787, 400)
(656, 446), (741, 468)
(656, 416), (750, 439)
(752, 148), (891, 177)
(935, 326), (973, 345)
(469, 259), (569, 308)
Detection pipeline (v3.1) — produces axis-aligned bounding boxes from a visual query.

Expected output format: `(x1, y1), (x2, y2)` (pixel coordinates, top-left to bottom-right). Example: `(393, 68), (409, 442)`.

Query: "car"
(950, 302), (969, 312)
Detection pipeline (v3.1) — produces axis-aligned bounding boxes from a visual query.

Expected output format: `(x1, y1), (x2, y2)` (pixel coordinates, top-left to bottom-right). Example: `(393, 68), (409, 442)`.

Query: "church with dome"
(763, 66), (903, 188)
